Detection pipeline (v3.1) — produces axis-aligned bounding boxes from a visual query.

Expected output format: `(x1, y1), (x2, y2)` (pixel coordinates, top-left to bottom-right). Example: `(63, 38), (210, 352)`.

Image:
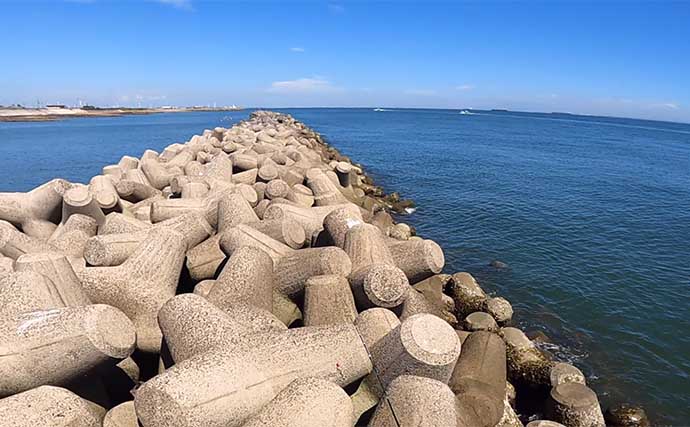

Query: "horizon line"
(248, 106), (690, 126)
(3, 104), (688, 126)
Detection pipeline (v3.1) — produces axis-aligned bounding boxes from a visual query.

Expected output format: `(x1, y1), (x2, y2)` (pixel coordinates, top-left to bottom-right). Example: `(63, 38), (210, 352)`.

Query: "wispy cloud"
(156, 0), (193, 10)
(119, 94), (167, 103)
(267, 77), (342, 94)
(290, 47), (305, 53)
(650, 102), (679, 110)
(455, 84), (475, 91)
(404, 89), (437, 96)
(329, 3), (345, 14)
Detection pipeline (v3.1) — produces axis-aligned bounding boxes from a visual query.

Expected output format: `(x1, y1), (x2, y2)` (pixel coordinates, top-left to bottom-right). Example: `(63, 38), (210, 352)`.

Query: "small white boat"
(373, 108), (385, 112)
(459, 109), (474, 115)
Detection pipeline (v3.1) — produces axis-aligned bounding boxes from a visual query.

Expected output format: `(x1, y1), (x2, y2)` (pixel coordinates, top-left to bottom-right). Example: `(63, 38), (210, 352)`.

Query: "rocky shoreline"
(0, 111), (648, 426)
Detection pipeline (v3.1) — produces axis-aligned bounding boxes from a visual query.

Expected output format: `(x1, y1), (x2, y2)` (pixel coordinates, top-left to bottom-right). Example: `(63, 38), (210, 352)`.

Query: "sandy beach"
(0, 106), (241, 122)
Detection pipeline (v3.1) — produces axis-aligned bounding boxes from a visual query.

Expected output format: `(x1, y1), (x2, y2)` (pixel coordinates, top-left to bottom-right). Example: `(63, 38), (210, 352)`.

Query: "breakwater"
(0, 111), (648, 426)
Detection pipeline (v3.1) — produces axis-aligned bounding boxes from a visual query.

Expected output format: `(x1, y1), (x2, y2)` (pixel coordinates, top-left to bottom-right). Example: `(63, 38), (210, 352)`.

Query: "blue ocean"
(1, 108), (688, 424)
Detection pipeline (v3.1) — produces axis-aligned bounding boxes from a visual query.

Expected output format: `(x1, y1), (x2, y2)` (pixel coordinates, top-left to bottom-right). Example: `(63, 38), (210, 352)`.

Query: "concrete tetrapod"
(501, 327), (554, 388)
(149, 197), (209, 226)
(0, 385), (105, 427)
(14, 251), (91, 307)
(241, 377), (354, 427)
(399, 286), (455, 325)
(0, 270), (71, 317)
(185, 234), (225, 280)
(290, 184), (315, 207)
(368, 375), (459, 427)
(449, 331), (507, 427)
(0, 178), (69, 240)
(550, 362), (587, 387)
(496, 392), (524, 427)
(387, 238), (445, 284)
(220, 223), (293, 263)
(89, 175), (120, 211)
(62, 184), (106, 227)
(170, 175), (204, 196)
(262, 203), (355, 240)
(464, 311), (499, 332)
(344, 223), (410, 309)
(103, 401), (139, 427)
(451, 272), (489, 320)
(273, 246), (352, 297)
(371, 313), (461, 390)
(100, 212), (148, 235)
(265, 179), (291, 200)
(335, 162), (352, 188)
(149, 189), (230, 228)
(547, 382), (606, 427)
(0, 255), (13, 273)
(306, 168), (349, 206)
(115, 179), (162, 203)
(217, 191), (260, 233)
(134, 323), (372, 427)
(83, 213), (212, 266)
(349, 263), (410, 310)
(0, 303), (136, 396)
(303, 274), (358, 326)
(83, 232), (148, 267)
(141, 159), (178, 190)
(322, 204), (364, 248)
(158, 293), (285, 363)
(485, 296), (514, 325)
(604, 404), (651, 427)
(245, 218), (306, 249)
(206, 245), (274, 313)
(355, 308), (402, 353)
(343, 223), (395, 271)
(350, 308), (402, 419)
(77, 227), (186, 353)
(233, 168), (259, 185)
(48, 213), (98, 261)
(0, 220), (56, 260)
(258, 158), (279, 182)
(181, 181), (210, 199)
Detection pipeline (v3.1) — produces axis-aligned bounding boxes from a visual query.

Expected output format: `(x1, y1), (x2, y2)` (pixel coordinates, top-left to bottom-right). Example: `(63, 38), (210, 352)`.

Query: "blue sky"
(1, 1), (689, 122)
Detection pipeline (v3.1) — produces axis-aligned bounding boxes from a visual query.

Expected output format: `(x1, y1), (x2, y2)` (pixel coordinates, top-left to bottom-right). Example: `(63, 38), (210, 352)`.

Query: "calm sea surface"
(1, 109), (688, 424)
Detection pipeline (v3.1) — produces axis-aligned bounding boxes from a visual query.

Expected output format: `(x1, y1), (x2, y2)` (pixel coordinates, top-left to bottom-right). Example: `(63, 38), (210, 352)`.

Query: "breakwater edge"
(0, 110), (650, 426)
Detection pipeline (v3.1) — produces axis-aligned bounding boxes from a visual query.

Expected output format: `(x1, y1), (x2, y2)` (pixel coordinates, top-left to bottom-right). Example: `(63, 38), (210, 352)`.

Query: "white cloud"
(290, 47), (305, 53)
(267, 78), (342, 94)
(119, 94), (167, 103)
(137, 94), (167, 101)
(156, 0), (193, 10)
(455, 84), (475, 91)
(652, 102), (679, 110)
(329, 3), (345, 14)
(404, 89), (437, 96)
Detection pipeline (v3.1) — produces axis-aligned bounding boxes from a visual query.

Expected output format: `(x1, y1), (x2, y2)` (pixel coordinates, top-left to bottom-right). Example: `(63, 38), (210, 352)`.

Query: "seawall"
(0, 110), (648, 426)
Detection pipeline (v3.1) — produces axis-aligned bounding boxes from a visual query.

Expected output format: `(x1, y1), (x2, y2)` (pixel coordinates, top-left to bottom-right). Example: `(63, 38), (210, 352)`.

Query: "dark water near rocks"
(1, 109), (689, 424)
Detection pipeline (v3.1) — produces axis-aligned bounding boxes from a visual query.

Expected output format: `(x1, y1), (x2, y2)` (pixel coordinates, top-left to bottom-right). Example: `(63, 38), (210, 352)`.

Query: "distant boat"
(459, 109), (474, 115)
(373, 108), (386, 112)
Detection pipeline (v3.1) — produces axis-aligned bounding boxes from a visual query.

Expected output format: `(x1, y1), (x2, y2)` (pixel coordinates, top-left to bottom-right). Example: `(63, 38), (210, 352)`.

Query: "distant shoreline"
(0, 106), (242, 122)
